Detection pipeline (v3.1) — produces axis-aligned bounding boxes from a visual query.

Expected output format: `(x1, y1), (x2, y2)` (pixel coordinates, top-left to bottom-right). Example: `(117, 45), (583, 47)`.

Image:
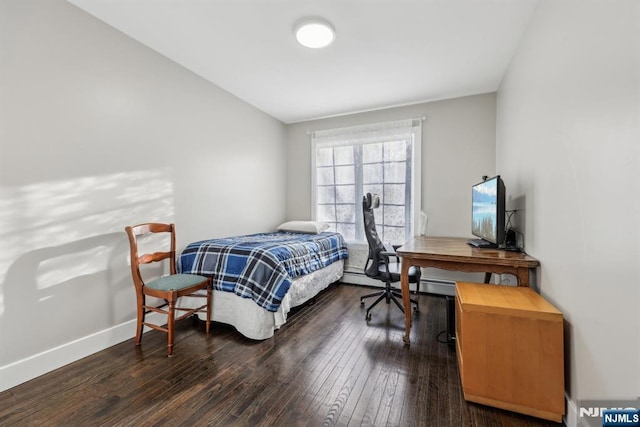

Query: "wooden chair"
(125, 223), (212, 356)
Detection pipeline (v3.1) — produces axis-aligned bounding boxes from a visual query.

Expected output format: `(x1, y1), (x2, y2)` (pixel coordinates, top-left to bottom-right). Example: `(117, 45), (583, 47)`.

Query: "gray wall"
(0, 0), (285, 390)
(496, 1), (640, 424)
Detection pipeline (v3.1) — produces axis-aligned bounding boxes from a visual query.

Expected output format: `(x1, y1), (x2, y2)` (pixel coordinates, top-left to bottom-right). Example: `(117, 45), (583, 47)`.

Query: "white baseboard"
(341, 271), (456, 296)
(0, 312), (164, 393)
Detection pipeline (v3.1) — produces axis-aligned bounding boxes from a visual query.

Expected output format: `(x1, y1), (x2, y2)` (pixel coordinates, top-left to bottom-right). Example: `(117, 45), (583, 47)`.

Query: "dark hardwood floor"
(0, 284), (562, 426)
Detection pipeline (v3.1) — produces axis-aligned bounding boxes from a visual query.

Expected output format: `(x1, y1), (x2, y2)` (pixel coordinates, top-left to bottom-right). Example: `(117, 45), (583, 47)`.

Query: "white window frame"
(311, 118), (422, 244)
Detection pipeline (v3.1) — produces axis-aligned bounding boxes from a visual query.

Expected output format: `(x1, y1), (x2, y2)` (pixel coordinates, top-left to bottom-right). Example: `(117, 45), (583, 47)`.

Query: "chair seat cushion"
(146, 274), (208, 291)
(376, 262), (420, 283)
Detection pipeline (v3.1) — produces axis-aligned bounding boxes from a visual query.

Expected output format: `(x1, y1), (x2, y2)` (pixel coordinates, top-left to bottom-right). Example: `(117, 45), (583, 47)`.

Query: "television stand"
(466, 238), (497, 249)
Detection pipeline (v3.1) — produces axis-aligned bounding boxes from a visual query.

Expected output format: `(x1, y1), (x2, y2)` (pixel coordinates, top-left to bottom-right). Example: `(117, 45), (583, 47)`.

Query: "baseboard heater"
(341, 270), (456, 296)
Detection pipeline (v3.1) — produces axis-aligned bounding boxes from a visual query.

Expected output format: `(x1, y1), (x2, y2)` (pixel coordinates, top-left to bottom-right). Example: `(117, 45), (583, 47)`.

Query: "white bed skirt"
(181, 260), (344, 340)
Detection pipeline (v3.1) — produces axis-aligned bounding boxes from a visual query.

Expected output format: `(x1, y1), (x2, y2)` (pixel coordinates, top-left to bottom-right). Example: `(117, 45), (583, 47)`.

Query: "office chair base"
(360, 284), (419, 321)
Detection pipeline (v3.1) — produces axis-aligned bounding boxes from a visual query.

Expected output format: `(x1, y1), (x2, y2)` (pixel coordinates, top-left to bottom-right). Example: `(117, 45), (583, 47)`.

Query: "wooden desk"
(396, 236), (540, 344)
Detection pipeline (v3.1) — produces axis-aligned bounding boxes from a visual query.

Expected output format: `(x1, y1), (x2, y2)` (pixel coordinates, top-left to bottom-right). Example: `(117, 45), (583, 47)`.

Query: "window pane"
(383, 226), (405, 244)
(317, 186), (335, 204)
(337, 223), (355, 241)
(384, 162), (406, 183)
(363, 163), (383, 184)
(324, 223), (337, 233)
(316, 167), (334, 185)
(384, 184), (405, 205)
(384, 205), (405, 227)
(336, 204), (355, 223)
(334, 146), (354, 165)
(335, 185), (355, 204)
(385, 140), (407, 162)
(362, 142), (382, 163)
(334, 165), (354, 185)
(316, 147), (334, 167)
(317, 205), (336, 222)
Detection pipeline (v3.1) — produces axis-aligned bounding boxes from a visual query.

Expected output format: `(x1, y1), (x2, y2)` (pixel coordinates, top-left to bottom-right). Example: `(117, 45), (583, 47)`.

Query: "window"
(311, 119), (422, 244)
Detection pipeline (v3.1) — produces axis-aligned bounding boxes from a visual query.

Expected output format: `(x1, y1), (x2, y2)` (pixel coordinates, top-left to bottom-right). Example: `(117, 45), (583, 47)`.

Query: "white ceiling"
(68, 0), (539, 124)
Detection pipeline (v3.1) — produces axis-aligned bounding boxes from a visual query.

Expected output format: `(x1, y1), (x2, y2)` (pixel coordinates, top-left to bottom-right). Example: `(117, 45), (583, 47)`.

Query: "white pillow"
(276, 220), (329, 234)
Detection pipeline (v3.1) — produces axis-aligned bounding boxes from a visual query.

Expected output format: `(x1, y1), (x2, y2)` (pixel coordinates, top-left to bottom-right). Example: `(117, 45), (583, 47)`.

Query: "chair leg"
(389, 292), (405, 313)
(364, 281), (420, 320)
(167, 300), (175, 357)
(135, 296), (144, 346)
(391, 290), (419, 309)
(360, 289), (385, 304)
(389, 291), (420, 312)
(205, 285), (212, 334)
(365, 292), (388, 320)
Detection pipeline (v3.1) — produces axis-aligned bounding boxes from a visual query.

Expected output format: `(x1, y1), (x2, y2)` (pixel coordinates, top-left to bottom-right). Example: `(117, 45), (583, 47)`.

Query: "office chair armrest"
(381, 248), (400, 264)
(383, 242), (396, 253)
(379, 251), (401, 275)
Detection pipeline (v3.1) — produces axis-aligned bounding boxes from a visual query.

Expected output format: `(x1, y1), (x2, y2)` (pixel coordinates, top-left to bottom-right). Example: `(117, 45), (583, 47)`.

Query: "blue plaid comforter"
(177, 231), (348, 312)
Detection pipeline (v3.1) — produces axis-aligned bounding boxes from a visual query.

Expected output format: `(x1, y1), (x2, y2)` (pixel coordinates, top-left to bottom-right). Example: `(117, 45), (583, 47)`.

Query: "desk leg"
(400, 258), (412, 345)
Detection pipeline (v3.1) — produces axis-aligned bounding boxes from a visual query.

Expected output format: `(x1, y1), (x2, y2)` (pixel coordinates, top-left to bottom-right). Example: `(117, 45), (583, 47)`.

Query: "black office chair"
(360, 193), (420, 320)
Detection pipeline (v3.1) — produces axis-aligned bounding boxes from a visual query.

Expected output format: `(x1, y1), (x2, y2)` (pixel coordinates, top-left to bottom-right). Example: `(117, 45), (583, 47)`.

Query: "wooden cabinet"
(455, 281), (564, 422)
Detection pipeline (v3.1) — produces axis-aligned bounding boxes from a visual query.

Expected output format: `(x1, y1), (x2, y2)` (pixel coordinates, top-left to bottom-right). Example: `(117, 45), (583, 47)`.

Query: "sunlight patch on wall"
(36, 245), (111, 290)
(0, 168), (175, 316)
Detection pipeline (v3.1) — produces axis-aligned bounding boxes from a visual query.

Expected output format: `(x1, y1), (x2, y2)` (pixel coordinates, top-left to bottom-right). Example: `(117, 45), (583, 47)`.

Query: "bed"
(176, 227), (348, 339)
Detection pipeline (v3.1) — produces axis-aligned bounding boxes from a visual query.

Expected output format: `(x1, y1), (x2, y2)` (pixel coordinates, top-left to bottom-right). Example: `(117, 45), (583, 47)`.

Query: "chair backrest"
(362, 193), (387, 278)
(125, 223), (177, 290)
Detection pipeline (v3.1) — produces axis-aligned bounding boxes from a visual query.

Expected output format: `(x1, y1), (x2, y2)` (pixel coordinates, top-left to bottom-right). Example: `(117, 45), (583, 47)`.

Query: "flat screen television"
(471, 175), (505, 247)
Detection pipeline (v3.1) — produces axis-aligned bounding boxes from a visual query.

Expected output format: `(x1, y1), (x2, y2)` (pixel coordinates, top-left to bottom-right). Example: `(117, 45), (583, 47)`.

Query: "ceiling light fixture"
(295, 18), (335, 49)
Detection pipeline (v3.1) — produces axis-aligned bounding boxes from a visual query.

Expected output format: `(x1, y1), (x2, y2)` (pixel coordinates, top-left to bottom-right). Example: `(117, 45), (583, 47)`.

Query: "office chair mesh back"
(363, 193), (389, 280)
